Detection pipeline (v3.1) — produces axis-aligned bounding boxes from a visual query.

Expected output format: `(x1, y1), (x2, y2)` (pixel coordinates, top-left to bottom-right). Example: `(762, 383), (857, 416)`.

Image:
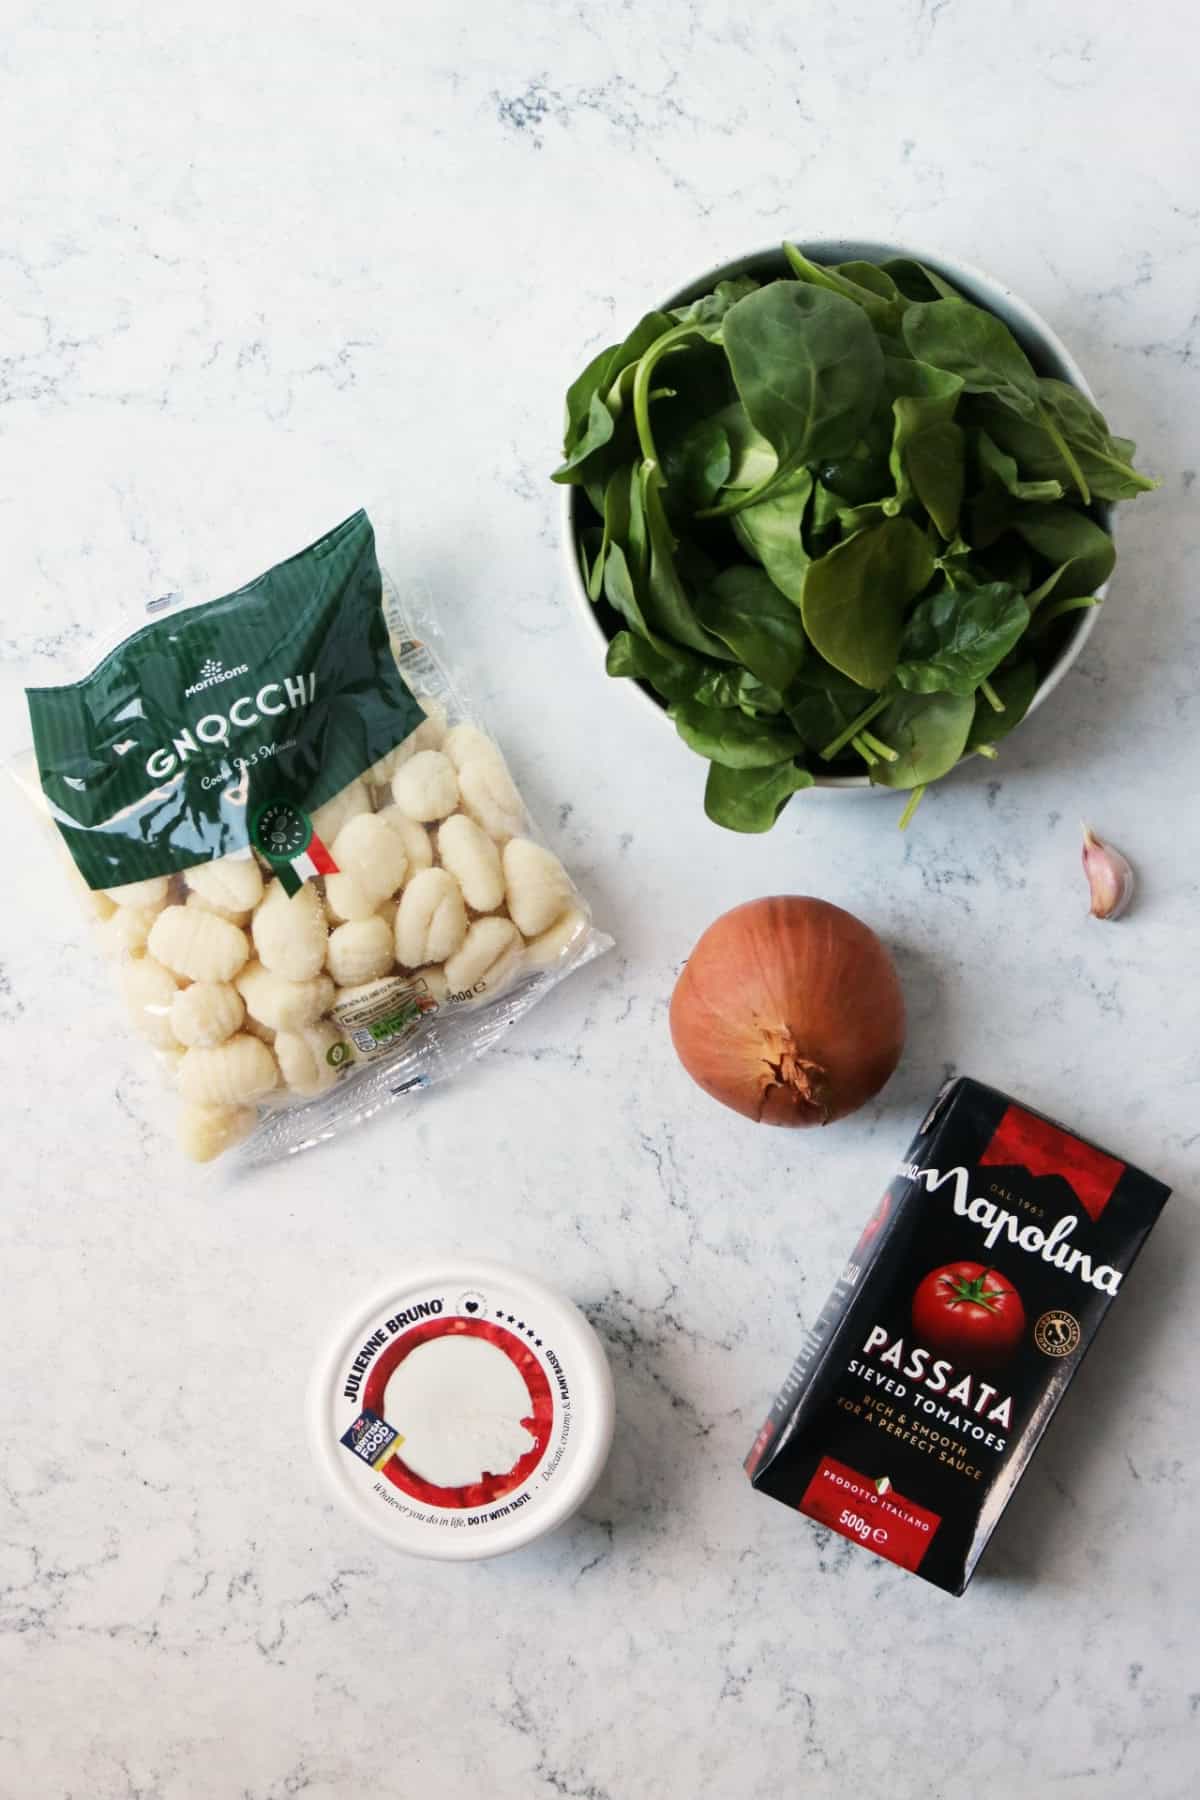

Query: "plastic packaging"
(13, 511), (611, 1164)
(308, 1258), (615, 1558)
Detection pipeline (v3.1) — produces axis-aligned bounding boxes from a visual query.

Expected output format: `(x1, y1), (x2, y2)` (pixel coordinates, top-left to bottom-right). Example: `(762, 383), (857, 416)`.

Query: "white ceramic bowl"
(560, 239), (1111, 790)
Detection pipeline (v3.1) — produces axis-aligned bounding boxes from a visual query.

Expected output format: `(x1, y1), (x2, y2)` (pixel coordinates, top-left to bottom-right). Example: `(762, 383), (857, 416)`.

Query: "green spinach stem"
(858, 729), (898, 764)
(979, 678), (1006, 713)
(820, 693), (890, 761)
(898, 785), (927, 830)
(973, 742), (999, 760)
(1031, 593), (1102, 634)
(632, 324), (699, 466)
(1038, 406), (1091, 505)
(851, 733), (878, 767)
(696, 468), (784, 520)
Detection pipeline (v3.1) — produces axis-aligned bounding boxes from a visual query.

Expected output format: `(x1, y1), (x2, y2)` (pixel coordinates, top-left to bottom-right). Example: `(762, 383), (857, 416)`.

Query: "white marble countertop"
(2, 3), (1197, 1795)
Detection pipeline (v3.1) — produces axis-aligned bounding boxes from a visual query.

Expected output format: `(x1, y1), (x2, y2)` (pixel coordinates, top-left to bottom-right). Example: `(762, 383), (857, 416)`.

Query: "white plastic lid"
(308, 1258), (615, 1559)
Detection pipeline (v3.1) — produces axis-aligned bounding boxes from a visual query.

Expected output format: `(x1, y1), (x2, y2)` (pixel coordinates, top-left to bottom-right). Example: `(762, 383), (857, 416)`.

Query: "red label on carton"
(799, 1456), (941, 1573)
(979, 1103), (1124, 1223)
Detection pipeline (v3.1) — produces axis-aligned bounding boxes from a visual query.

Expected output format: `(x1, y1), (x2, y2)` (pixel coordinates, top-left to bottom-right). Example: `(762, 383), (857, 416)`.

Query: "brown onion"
(669, 896), (905, 1127)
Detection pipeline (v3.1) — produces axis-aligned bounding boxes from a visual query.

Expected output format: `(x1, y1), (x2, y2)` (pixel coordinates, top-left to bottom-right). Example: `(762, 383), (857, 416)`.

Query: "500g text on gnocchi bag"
(18, 510), (610, 1163)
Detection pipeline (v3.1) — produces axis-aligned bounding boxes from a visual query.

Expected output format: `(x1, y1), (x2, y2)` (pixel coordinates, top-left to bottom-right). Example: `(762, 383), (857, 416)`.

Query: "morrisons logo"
(184, 657), (249, 698)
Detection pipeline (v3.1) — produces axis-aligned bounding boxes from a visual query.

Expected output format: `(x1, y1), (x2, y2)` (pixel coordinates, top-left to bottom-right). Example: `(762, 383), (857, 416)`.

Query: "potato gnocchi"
(70, 720), (591, 1160)
(121, 957), (181, 1048)
(184, 854), (264, 922)
(177, 1033), (279, 1106)
(23, 516), (602, 1167)
(395, 867), (468, 969)
(444, 916), (523, 1002)
(458, 756), (525, 842)
(327, 916), (395, 987)
(502, 839), (574, 938)
(274, 1021), (345, 1096)
(235, 961), (333, 1033)
(390, 750), (460, 823)
(437, 814), (504, 913)
(176, 1102), (257, 1163)
(149, 906), (250, 984)
(170, 981), (245, 1049)
(252, 880), (328, 981)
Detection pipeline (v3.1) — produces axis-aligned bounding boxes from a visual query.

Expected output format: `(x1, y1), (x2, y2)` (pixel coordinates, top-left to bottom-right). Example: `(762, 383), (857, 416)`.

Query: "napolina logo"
(898, 1162), (1124, 1294)
(184, 656), (250, 698)
(144, 668), (318, 779)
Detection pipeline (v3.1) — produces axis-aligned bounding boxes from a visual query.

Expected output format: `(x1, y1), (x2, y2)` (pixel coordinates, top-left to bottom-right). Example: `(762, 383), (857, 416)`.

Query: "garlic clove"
(1082, 823), (1135, 920)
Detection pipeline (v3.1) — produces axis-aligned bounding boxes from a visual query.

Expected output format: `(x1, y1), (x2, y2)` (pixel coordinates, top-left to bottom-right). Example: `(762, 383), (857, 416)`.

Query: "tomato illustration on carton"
(910, 1262), (1026, 1368)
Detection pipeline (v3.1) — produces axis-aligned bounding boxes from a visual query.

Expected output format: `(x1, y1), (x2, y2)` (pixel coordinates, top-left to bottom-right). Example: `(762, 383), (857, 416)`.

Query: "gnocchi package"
(18, 510), (610, 1164)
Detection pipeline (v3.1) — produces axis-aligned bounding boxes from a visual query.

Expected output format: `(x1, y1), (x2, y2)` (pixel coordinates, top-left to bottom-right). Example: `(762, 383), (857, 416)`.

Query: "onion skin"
(669, 897), (905, 1127)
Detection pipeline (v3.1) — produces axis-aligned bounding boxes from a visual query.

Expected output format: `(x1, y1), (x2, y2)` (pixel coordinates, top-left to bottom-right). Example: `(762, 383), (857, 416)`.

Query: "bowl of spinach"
(553, 240), (1156, 830)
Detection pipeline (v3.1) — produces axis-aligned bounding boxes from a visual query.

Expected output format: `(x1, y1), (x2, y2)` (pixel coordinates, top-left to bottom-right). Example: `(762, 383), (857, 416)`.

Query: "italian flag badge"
(251, 798), (339, 895)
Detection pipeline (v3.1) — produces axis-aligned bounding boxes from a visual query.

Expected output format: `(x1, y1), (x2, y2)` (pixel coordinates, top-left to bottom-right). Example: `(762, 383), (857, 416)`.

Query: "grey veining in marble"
(1, 2), (1198, 1795)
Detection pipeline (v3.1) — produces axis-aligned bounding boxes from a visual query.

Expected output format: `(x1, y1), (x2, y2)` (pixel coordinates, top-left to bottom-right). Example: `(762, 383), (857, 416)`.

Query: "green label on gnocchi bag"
(25, 510), (423, 889)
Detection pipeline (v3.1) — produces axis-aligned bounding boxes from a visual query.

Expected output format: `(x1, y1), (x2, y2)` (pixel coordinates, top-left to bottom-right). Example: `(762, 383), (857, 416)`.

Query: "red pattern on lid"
(362, 1317), (554, 1509)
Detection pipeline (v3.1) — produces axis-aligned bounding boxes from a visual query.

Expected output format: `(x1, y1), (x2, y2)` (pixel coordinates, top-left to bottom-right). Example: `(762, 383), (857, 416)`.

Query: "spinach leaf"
(661, 416), (732, 513)
(1027, 593), (1102, 640)
(628, 283), (764, 469)
(577, 525), (602, 596)
(816, 402), (895, 504)
(729, 469), (813, 603)
(1039, 381), (1156, 490)
(835, 261), (907, 305)
(785, 658), (875, 752)
(639, 466), (737, 658)
(975, 429), (1064, 503)
(866, 689), (976, 790)
(557, 391), (620, 486)
(713, 282), (885, 514)
(554, 310), (676, 483)
(654, 342), (738, 514)
(670, 276), (760, 327)
(970, 535), (1033, 592)
(880, 259), (964, 303)
(904, 420), (965, 540)
(783, 243), (904, 334)
(587, 465), (633, 601)
(670, 698), (804, 768)
(895, 582), (1030, 695)
(971, 382), (1157, 502)
(705, 759), (814, 832)
(561, 346), (617, 453)
(809, 479), (851, 540)
(1023, 560), (1068, 613)
(1009, 504), (1116, 598)
(694, 666), (785, 714)
(707, 400), (778, 489)
(603, 541), (668, 649)
(936, 547), (981, 591)
(881, 355), (964, 529)
(806, 481), (888, 544)
(605, 629), (711, 703)
(694, 564), (808, 690)
(801, 516), (935, 689)
(902, 299), (1040, 421)
(883, 354), (964, 407)
(965, 659), (1039, 751)
(625, 456), (649, 584)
